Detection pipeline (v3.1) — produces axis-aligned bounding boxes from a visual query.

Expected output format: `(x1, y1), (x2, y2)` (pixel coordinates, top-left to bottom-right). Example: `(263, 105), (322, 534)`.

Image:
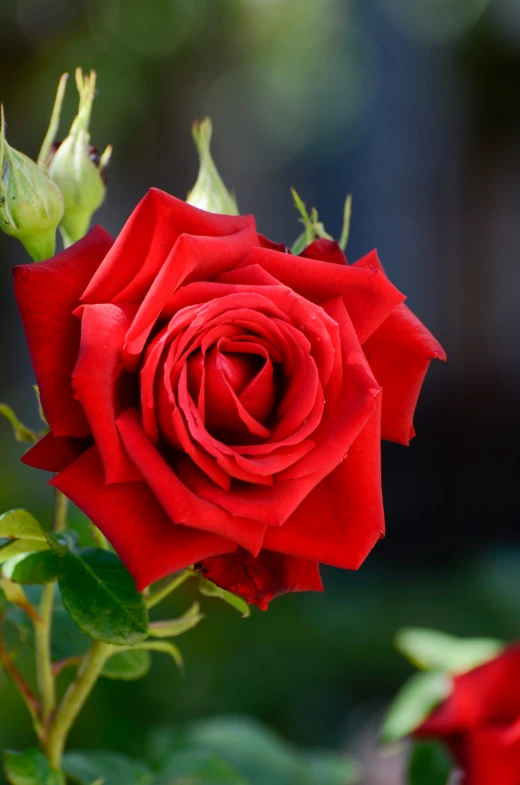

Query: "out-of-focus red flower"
(415, 645), (520, 785)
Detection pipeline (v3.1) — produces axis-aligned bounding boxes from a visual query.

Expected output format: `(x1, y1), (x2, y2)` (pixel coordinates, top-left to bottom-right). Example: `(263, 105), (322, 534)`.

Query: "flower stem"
(146, 568), (195, 610)
(53, 488), (68, 532)
(35, 583), (56, 721)
(44, 641), (111, 768)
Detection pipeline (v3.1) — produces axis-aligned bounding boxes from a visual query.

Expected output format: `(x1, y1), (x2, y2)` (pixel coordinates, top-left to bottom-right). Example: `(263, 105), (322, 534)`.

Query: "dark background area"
(0, 1), (519, 782)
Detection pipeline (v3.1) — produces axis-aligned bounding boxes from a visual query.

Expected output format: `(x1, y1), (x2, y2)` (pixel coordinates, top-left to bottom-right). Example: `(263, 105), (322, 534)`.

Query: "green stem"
(146, 569), (195, 610)
(44, 641), (111, 769)
(54, 488), (68, 532)
(35, 583), (56, 721)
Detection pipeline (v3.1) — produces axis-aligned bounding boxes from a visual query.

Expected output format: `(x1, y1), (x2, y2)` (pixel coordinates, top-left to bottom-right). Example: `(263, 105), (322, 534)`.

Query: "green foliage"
(381, 671), (452, 744)
(0, 510), (49, 543)
(198, 579), (250, 618)
(2, 749), (64, 785)
(147, 716), (358, 785)
(5, 552), (62, 584)
(133, 641), (183, 669)
(154, 750), (247, 785)
(0, 406), (40, 443)
(101, 649), (151, 681)
(408, 741), (453, 785)
(396, 628), (504, 675)
(148, 602), (204, 638)
(58, 548), (148, 646)
(62, 751), (152, 785)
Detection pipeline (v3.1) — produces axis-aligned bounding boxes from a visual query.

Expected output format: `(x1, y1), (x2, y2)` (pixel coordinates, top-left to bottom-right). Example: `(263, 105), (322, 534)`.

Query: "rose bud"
(187, 117), (239, 216)
(0, 106), (64, 262)
(47, 68), (111, 247)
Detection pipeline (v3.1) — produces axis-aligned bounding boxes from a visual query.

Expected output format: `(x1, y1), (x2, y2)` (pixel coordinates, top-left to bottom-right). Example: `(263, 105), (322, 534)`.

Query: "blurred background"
(0, 0), (519, 782)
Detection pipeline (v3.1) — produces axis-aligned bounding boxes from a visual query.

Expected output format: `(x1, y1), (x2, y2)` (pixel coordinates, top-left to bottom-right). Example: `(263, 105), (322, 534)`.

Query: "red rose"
(14, 189), (445, 608)
(415, 646), (520, 784)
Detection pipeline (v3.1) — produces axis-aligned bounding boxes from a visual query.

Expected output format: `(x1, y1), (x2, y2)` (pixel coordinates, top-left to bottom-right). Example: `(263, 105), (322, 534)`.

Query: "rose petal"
(263, 394), (383, 570)
(237, 247), (405, 342)
(50, 446), (236, 591)
(354, 253), (446, 444)
(198, 548), (322, 610)
(116, 409), (268, 555)
(123, 226), (259, 371)
(82, 189), (255, 305)
(22, 432), (92, 472)
(72, 303), (141, 484)
(417, 645), (520, 736)
(13, 226), (114, 437)
(300, 239), (347, 265)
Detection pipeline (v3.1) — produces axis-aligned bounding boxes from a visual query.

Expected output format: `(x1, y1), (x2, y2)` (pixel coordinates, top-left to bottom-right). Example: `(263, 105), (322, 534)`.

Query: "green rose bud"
(0, 106), (64, 262)
(187, 117), (239, 216)
(47, 69), (111, 248)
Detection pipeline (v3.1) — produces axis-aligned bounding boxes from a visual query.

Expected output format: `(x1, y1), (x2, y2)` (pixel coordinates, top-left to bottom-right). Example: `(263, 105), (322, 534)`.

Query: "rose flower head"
(14, 122), (445, 609)
(415, 645), (520, 785)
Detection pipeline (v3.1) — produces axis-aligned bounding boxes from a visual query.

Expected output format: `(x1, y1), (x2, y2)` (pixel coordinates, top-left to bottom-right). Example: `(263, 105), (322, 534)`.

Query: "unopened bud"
(0, 106), (64, 262)
(46, 69), (111, 247)
(187, 118), (238, 216)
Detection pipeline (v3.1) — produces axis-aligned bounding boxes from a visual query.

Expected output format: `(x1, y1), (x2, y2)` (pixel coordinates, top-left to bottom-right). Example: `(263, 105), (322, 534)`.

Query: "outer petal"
(463, 729), (520, 785)
(198, 548), (323, 610)
(50, 446), (237, 590)
(13, 226), (114, 437)
(237, 247), (405, 342)
(300, 239), (347, 265)
(354, 252), (446, 444)
(22, 432), (92, 472)
(264, 394), (383, 569)
(72, 303), (141, 484)
(82, 189), (255, 305)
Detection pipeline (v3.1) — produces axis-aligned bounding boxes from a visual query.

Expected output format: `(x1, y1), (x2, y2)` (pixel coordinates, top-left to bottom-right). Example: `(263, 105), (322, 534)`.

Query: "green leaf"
(396, 628), (504, 675)
(62, 751), (153, 785)
(148, 602), (204, 638)
(101, 649), (151, 681)
(3, 749), (64, 785)
(58, 548), (148, 645)
(0, 586), (6, 613)
(50, 606), (92, 661)
(5, 551), (62, 584)
(133, 640), (183, 669)
(154, 750), (247, 785)
(0, 540), (50, 565)
(300, 752), (359, 785)
(381, 671), (452, 744)
(149, 716), (358, 785)
(198, 579), (250, 618)
(408, 741), (453, 785)
(0, 405), (39, 443)
(0, 510), (48, 542)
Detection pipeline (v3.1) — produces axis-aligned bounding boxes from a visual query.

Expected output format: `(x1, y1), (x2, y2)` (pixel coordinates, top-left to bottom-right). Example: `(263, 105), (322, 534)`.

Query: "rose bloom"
(14, 189), (445, 608)
(415, 646), (520, 784)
